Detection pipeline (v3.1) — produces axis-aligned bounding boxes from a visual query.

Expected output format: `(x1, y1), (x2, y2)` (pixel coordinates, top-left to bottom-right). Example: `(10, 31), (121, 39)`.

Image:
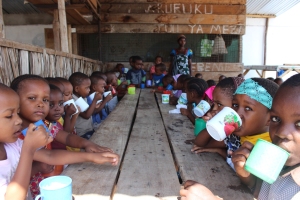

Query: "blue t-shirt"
(152, 74), (165, 86)
(87, 96), (108, 128)
(126, 69), (146, 84)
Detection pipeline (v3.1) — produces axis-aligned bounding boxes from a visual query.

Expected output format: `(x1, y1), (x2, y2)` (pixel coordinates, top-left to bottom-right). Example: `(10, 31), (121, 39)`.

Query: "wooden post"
(67, 25), (72, 54)
(72, 33), (78, 55)
(263, 18), (269, 78)
(58, 0), (69, 53)
(0, 0), (5, 38)
(53, 10), (61, 51)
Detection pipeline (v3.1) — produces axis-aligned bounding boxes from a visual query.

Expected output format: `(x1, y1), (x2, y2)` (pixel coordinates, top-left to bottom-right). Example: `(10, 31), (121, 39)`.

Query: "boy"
(69, 72), (102, 139)
(126, 56), (146, 88)
(152, 63), (167, 86)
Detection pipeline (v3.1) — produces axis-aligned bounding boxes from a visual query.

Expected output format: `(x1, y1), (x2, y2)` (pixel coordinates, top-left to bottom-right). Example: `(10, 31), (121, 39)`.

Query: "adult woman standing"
(169, 35), (193, 75)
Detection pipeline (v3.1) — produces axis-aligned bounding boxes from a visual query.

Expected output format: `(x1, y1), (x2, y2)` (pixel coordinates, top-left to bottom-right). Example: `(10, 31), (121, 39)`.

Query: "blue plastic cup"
(35, 176), (72, 200)
(166, 84), (173, 90)
(140, 83), (145, 89)
(21, 119), (49, 136)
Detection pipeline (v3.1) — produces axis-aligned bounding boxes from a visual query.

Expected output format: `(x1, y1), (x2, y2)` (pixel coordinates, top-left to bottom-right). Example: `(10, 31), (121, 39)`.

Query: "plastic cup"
(146, 80), (152, 87)
(128, 87), (136, 95)
(140, 83), (145, 89)
(194, 118), (206, 136)
(35, 176), (72, 200)
(162, 94), (170, 104)
(88, 92), (103, 104)
(21, 119), (50, 136)
(193, 100), (211, 117)
(63, 99), (79, 115)
(245, 139), (290, 184)
(75, 97), (89, 112)
(103, 91), (112, 97)
(166, 84), (173, 90)
(206, 107), (242, 141)
(177, 93), (188, 105)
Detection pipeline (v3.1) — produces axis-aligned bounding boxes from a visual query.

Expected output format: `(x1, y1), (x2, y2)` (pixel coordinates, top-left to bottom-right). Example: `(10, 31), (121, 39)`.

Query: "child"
(105, 72), (120, 112)
(126, 56), (146, 87)
(114, 63), (124, 79)
(206, 79), (216, 87)
(152, 63), (167, 87)
(149, 56), (163, 79)
(193, 78), (278, 170)
(88, 75), (112, 129)
(195, 73), (203, 79)
(180, 78), (208, 124)
(180, 74), (300, 200)
(0, 83), (119, 200)
(274, 77), (283, 85)
(69, 72), (103, 139)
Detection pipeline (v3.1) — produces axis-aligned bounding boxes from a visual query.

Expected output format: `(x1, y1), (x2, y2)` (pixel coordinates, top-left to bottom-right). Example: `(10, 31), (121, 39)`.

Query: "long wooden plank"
(99, 0), (246, 4)
(101, 14), (246, 25)
(74, 24), (245, 34)
(66, 9), (91, 25)
(100, 4), (246, 15)
(156, 94), (254, 200)
(62, 90), (141, 200)
(113, 89), (180, 200)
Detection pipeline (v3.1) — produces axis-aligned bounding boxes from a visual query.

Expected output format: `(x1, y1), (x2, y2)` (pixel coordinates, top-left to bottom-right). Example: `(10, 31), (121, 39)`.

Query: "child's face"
(93, 79), (106, 94)
(155, 67), (164, 76)
(62, 82), (73, 102)
(178, 38), (186, 47)
(269, 87), (300, 166)
(18, 80), (50, 128)
(0, 90), (22, 143)
(155, 57), (162, 65)
(74, 78), (91, 98)
(117, 65), (124, 73)
(133, 60), (143, 70)
(46, 90), (64, 122)
(111, 75), (118, 86)
(232, 94), (269, 137)
(211, 87), (232, 113)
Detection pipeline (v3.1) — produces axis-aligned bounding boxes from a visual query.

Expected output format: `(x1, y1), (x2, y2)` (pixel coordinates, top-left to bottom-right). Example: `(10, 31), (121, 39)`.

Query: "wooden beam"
(100, 4), (246, 15)
(53, 9), (61, 51)
(34, 3), (86, 10)
(99, 0), (246, 4)
(0, 0), (4, 38)
(66, 9), (91, 24)
(58, 0), (69, 52)
(246, 14), (276, 18)
(67, 25), (72, 54)
(263, 18), (269, 65)
(101, 13), (246, 25)
(279, 69), (292, 78)
(85, 0), (101, 20)
(72, 33), (78, 55)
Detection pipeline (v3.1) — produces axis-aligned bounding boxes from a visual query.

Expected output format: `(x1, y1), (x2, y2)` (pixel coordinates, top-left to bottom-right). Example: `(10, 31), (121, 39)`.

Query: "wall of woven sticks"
(0, 39), (102, 86)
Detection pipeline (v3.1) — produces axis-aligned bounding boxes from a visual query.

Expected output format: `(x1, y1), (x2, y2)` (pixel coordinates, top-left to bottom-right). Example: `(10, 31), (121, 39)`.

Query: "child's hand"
(91, 152), (120, 166)
(95, 102), (102, 109)
(180, 180), (218, 200)
(180, 108), (189, 116)
(84, 142), (114, 153)
(121, 81), (128, 85)
(64, 104), (77, 116)
(232, 141), (254, 178)
(202, 110), (217, 122)
(103, 94), (113, 102)
(24, 124), (53, 151)
(94, 92), (102, 101)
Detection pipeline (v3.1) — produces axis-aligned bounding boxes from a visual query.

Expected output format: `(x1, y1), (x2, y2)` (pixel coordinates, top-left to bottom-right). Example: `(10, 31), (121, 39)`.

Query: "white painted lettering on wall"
(195, 63), (243, 72)
(153, 4), (213, 14)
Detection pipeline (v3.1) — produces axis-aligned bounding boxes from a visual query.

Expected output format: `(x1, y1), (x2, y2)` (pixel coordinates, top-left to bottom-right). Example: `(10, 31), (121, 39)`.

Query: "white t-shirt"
(0, 139), (22, 200)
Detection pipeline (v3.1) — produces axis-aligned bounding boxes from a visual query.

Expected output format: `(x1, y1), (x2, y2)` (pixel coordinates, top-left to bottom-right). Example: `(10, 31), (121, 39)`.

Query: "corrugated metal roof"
(3, 0), (42, 14)
(247, 0), (300, 16)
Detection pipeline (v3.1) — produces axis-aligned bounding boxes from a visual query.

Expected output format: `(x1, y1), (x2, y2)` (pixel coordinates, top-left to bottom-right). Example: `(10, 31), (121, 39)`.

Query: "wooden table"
(63, 89), (254, 200)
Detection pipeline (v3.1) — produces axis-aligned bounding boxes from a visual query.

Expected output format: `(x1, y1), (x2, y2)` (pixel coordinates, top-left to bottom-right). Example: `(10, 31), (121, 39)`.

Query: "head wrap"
(234, 78), (273, 109)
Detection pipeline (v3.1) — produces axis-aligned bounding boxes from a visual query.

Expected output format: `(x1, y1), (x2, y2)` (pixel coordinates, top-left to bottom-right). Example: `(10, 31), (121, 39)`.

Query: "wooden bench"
(62, 89), (141, 200)
(113, 89), (180, 200)
(156, 94), (254, 200)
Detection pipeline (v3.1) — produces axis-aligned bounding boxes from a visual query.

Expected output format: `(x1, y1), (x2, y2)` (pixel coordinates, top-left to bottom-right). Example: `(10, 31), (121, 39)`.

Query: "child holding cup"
(180, 74), (300, 200)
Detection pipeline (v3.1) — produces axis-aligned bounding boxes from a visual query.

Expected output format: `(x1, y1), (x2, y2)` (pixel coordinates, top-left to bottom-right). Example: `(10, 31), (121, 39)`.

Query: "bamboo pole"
(58, 0), (69, 53)
(53, 9), (61, 51)
(0, 0), (5, 38)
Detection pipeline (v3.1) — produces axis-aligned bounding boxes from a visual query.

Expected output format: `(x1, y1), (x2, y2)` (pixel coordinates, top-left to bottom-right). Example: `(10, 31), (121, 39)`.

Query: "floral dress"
(170, 48), (193, 75)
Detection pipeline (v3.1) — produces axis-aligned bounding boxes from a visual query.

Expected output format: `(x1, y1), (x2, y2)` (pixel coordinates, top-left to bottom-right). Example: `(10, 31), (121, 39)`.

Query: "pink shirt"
(0, 139), (22, 200)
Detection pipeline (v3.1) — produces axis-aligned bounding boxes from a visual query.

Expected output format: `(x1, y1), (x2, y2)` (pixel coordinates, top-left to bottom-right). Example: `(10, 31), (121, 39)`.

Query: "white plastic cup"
(89, 92), (103, 104)
(206, 107), (242, 141)
(63, 99), (79, 115)
(75, 97), (89, 112)
(162, 94), (170, 104)
(103, 91), (112, 97)
(177, 93), (188, 105)
(193, 100), (211, 117)
(35, 176), (72, 200)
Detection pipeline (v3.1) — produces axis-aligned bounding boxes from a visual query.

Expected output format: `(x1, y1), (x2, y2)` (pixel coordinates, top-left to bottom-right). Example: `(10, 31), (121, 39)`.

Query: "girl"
(169, 35), (193, 75)
(181, 74), (300, 200)
(0, 84), (119, 200)
(180, 78), (208, 124)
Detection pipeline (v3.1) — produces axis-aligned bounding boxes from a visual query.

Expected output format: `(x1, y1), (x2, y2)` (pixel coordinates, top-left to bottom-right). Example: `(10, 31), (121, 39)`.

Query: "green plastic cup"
(128, 87), (135, 95)
(245, 139), (290, 184)
(194, 118), (206, 136)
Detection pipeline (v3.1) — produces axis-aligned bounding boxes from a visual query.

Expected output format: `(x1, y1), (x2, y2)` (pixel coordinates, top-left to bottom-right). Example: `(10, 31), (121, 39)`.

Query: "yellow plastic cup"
(128, 87), (136, 95)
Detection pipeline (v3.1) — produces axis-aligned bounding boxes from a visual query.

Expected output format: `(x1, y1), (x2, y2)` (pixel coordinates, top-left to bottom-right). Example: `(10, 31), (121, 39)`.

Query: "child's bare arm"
(192, 147), (227, 160)
(180, 180), (220, 200)
(169, 96), (178, 105)
(180, 108), (195, 125)
(79, 93), (102, 119)
(33, 149), (119, 166)
(193, 129), (213, 147)
(55, 130), (113, 153)
(5, 124), (52, 200)
(63, 104), (77, 133)
(93, 94), (112, 114)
